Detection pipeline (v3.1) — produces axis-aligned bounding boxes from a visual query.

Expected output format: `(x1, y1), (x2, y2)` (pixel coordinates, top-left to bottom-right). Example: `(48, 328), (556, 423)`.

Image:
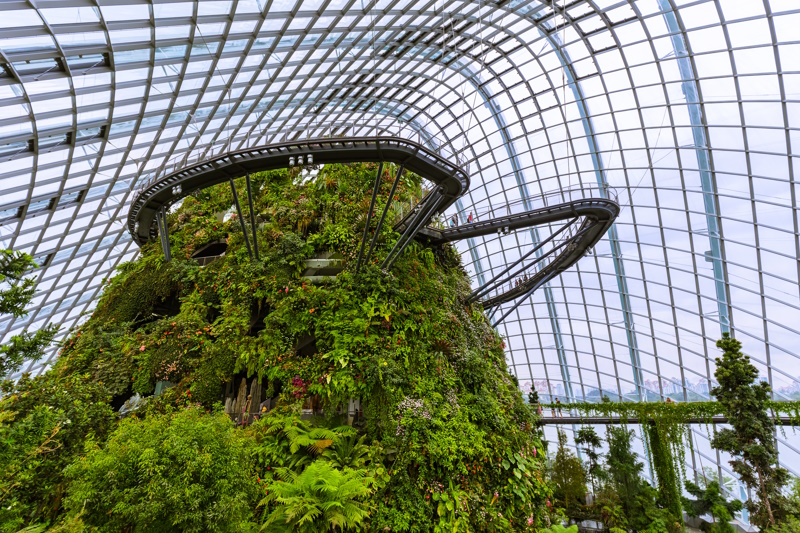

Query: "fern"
(322, 434), (370, 469)
(260, 461), (373, 533)
(251, 414), (356, 473)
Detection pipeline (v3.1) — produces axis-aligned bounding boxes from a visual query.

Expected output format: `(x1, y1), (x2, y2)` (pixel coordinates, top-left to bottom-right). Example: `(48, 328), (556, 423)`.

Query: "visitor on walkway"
(450, 214), (457, 227)
(555, 397), (563, 418)
(467, 212), (473, 223)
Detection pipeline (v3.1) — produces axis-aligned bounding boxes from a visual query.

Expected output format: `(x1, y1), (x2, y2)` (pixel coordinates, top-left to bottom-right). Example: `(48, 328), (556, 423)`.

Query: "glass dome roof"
(1, 0), (798, 483)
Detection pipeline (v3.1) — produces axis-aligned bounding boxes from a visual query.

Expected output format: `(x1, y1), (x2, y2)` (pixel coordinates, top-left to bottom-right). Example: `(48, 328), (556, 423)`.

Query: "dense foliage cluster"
(0, 250), (58, 380)
(546, 424), (681, 533)
(1, 163), (551, 531)
(65, 406), (258, 532)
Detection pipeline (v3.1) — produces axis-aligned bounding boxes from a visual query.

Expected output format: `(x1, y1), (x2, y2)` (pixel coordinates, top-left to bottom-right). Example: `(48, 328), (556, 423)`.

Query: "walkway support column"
(157, 206), (172, 262)
(245, 172), (260, 260)
(356, 162), (384, 272)
(229, 178), (253, 260)
(364, 164), (404, 267)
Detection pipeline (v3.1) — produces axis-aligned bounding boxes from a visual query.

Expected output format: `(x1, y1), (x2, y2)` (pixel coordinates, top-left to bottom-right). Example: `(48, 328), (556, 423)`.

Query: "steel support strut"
(466, 218), (578, 303)
(356, 162), (384, 272)
(245, 172), (260, 260)
(382, 188), (444, 270)
(474, 231), (581, 306)
(364, 164), (404, 267)
(491, 279), (544, 328)
(157, 206), (171, 261)
(229, 178), (253, 260)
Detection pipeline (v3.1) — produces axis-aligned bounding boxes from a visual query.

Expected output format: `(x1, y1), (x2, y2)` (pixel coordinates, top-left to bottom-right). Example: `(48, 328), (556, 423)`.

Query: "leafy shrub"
(0, 373), (115, 531)
(64, 406), (259, 532)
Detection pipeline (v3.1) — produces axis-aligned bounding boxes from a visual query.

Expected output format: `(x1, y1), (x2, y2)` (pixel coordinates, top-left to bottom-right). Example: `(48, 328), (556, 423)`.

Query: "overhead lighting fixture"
(289, 156), (295, 166)
(298, 155), (304, 165)
(307, 154), (313, 165)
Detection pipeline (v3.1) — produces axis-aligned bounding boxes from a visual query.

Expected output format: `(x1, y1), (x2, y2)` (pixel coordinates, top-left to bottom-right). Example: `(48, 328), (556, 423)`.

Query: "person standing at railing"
(467, 212), (473, 224)
(450, 214), (457, 227)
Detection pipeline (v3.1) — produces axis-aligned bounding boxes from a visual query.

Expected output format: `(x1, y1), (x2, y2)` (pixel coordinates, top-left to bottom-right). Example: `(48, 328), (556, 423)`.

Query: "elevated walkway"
(406, 197), (618, 310)
(128, 136), (469, 246)
(126, 136), (620, 324)
(538, 415), (798, 425)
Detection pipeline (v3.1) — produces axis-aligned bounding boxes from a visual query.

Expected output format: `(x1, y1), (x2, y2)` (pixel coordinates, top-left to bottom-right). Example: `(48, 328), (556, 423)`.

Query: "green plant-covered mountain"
(1, 163), (550, 532)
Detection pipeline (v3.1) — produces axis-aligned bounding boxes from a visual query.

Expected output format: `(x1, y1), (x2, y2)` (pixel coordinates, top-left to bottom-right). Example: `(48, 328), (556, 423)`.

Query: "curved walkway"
(416, 198), (619, 309)
(128, 136), (470, 246)
(126, 136), (619, 322)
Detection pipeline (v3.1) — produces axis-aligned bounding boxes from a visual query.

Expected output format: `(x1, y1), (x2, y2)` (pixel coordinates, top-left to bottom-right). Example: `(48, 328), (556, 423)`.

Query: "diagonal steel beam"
(471, 226), (583, 306)
(382, 188), (444, 270)
(157, 206), (172, 262)
(467, 217), (578, 303)
(229, 177), (253, 260)
(245, 172), (260, 261)
(356, 161), (384, 272)
(491, 278), (547, 328)
(364, 164), (404, 267)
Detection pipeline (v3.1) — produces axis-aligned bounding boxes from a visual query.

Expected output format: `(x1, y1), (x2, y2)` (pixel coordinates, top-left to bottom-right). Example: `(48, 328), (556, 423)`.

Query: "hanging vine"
(542, 400), (800, 423)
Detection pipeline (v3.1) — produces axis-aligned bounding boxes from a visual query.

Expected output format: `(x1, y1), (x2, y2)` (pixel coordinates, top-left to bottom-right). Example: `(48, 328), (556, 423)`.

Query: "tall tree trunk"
(756, 465), (775, 526)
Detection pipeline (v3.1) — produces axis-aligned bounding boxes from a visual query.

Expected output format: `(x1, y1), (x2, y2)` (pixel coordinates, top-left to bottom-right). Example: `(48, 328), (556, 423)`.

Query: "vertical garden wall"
(1, 163), (552, 532)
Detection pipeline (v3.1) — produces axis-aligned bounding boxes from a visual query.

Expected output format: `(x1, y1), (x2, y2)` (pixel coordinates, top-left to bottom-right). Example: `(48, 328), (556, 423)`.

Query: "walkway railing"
(134, 121), (469, 196)
(460, 185), (619, 223)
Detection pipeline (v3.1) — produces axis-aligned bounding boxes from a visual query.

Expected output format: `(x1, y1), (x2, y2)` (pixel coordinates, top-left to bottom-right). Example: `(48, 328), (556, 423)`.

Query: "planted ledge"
(301, 253), (345, 283)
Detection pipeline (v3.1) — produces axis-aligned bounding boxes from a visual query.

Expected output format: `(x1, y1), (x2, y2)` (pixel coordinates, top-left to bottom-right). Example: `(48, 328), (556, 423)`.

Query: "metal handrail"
(461, 185), (619, 223)
(480, 222), (586, 302)
(133, 121), (469, 195)
(132, 135), (468, 206)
